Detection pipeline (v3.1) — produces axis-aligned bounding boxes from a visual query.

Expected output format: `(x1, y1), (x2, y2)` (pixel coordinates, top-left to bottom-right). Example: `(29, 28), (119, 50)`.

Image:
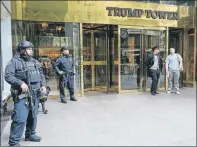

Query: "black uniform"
(54, 54), (76, 102)
(4, 41), (46, 146)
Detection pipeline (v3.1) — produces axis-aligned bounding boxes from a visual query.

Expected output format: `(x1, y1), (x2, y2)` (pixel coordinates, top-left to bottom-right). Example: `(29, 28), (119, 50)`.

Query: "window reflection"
(11, 21), (81, 94)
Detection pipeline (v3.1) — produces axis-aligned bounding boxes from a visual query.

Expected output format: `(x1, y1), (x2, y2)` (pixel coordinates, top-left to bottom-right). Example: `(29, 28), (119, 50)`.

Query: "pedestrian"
(165, 48), (183, 94)
(54, 46), (77, 103)
(145, 46), (163, 95)
(4, 40), (47, 146)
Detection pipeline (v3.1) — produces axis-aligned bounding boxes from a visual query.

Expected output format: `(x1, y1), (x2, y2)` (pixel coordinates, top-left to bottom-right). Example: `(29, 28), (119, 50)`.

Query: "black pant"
(150, 69), (160, 93)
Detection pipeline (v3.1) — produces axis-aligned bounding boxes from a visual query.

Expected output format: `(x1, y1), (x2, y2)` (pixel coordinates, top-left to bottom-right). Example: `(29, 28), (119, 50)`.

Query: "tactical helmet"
(17, 40), (34, 52)
(60, 46), (69, 52)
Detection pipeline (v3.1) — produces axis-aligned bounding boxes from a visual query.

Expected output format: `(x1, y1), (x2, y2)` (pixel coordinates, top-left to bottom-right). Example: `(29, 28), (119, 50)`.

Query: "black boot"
(61, 99), (67, 103)
(150, 91), (155, 95)
(70, 96), (77, 101)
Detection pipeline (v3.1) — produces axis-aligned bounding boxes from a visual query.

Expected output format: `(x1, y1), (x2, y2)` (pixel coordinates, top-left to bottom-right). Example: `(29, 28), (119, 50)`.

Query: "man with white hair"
(165, 48), (183, 94)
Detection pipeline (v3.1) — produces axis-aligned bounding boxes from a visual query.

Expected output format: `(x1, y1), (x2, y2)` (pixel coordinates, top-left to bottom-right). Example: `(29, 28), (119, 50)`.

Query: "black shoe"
(25, 134), (42, 142)
(61, 99), (67, 103)
(70, 97), (77, 101)
(155, 92), (159, 94)
(9, 144), (20, 146)
(151, 92), (155, 95)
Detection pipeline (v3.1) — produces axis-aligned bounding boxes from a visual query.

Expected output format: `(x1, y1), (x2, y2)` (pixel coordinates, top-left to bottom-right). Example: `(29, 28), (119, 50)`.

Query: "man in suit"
(145, 46), (163, 95)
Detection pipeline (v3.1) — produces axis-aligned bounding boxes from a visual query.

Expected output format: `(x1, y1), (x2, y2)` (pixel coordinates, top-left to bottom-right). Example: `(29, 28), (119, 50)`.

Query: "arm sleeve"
(177, 54), (183, 61)
(165, 56), (169, 64)
(4, 60), (23, 86)
(54, 58), (61, 73)
(144, 54), (150, 66)
(72, 57), (75, 73)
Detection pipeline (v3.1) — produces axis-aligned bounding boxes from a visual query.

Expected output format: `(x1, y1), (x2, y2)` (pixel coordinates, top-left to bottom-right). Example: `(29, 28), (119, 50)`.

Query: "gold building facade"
(10, 1), (196, 97)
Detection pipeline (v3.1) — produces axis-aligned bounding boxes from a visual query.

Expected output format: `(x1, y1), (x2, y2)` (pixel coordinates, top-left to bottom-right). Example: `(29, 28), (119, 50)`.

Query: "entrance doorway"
(119, 26), (167, 93)
(82, 25), (167, 95)
(83, 24), (118, 94)
(169, 28), (184, 88)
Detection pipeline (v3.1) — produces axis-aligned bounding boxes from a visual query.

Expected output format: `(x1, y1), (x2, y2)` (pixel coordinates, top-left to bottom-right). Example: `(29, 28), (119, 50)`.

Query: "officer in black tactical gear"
(54, 46), (77, 103)
(4, 40), (47, 146)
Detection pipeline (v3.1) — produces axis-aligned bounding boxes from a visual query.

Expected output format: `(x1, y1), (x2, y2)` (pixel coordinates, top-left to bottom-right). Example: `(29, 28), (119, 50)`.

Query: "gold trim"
(118, 25), (121, 94)
(114, 60), (119, 65)
(83, 61), (91, 65)
(91, 30), (95, 91)
(119, 25), (166, 30)
(80, 23), (84, 97)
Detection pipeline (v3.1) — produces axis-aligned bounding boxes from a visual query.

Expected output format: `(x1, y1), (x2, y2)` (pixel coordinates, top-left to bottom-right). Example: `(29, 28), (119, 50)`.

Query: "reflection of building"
(2, 1), (196, 98)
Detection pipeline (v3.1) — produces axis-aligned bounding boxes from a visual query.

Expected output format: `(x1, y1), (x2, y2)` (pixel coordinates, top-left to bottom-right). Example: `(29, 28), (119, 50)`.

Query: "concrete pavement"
(1, 88), (196, 146)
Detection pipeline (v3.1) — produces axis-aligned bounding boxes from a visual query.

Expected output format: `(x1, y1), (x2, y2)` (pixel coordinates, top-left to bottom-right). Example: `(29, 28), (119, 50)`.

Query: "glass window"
(178, 0), (195, 6)
(146, 0), (160, 3)
(160, 0), (177, 5)
(11, 21), (81, 95)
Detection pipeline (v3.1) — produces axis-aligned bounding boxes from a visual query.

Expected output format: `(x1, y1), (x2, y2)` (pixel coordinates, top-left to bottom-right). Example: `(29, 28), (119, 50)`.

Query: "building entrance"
(119, 26), (167, 93)
(169, 28), (184, 88)
(83, 24), (118, 94)
(82, 24), (167, 94)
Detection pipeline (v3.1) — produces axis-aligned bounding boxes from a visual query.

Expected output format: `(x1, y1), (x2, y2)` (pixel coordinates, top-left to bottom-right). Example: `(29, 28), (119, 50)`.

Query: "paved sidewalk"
(1, 88), (196, 146)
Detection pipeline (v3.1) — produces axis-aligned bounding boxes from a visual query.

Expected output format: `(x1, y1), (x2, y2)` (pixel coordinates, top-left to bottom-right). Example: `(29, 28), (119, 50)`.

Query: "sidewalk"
(1, 88), (196, 146)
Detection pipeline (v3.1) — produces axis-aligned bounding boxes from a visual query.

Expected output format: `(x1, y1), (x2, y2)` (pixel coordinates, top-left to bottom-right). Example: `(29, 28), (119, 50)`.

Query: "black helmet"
(60, 46), (69, 52)
(17, 40), (34, 52)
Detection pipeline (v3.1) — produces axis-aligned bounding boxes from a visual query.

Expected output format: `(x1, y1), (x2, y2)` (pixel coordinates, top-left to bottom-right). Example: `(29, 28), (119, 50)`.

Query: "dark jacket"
(145, 53), (163, 76)
(4, 55), (46, 90)
(54, 55), (74, 73)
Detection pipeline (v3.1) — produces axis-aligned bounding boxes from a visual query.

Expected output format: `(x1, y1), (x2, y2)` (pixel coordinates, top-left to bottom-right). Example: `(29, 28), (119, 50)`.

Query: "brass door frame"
(118, 25), (167, 94)
(183, 33), (196, 88)
(82, 24), (110, 93)
(80, 23), (84, 97)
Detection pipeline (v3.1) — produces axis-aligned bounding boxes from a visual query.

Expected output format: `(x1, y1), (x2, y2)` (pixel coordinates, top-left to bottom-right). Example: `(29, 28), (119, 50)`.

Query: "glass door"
(143, 29), (166, 91)
(169, 28), (184, 88)
(119, 28), (142, 91)
(94, 29), (108, 92)
(118, 26), (167, 93)
(83, 24), (110, 93)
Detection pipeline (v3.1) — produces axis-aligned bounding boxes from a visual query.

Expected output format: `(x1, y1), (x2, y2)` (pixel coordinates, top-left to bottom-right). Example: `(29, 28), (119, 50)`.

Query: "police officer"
(54, 46), (77, 103)
(4, 40), (47, 146)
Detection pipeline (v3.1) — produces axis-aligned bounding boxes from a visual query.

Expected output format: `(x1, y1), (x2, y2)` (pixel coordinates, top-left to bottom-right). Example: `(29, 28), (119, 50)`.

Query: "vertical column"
(165, 27), (169, 90)
(80, 23), (84, 96)
(91, 27), (95, 91)
(194, 4), (197, 87)
(1, 1), (13, 101)
(118, 25), (121, 94)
